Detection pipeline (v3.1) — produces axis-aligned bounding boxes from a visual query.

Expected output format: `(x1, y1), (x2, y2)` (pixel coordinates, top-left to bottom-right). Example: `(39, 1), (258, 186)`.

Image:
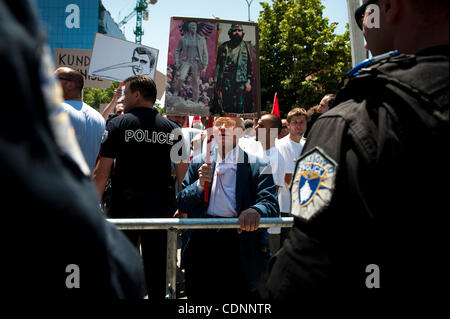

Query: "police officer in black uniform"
(94, 75), (188, 299)
(2, 0), (146, 300)
(265, 0), (449, 303)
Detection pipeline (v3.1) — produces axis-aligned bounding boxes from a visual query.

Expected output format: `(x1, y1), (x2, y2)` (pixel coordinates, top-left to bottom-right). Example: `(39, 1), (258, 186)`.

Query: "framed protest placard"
(54, 48), (111, 88)
(165, 17), (260, 118)
(88, 33), (159, 82)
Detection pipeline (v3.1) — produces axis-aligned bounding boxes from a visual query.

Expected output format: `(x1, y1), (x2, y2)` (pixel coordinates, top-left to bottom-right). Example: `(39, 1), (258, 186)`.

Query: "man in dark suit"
(177, 117), (279, 299)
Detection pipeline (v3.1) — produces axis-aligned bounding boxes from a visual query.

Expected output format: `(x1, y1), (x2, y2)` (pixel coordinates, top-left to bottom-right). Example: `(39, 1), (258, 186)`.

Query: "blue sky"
(101, 0), (351, 75)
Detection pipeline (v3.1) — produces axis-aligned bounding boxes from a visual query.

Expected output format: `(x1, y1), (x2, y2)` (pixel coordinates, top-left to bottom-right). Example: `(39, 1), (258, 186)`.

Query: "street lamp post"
(245, 0), (254, 22)
(346, 0), (368, 66)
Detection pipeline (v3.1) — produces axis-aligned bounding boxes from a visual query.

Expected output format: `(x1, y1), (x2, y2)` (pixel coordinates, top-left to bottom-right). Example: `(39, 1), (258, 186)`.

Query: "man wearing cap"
(214, 24), (254, 114)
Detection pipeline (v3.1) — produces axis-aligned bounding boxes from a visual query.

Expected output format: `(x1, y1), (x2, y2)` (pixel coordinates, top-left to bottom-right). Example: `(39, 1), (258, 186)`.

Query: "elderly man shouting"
(177, 117), (279, 299)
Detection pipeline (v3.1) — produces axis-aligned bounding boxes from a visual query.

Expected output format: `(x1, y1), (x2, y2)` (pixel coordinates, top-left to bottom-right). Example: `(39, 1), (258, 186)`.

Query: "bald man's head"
(255, 114), (282, 150)
(261, 113), (282, 133)
(55, 67), (84, 100)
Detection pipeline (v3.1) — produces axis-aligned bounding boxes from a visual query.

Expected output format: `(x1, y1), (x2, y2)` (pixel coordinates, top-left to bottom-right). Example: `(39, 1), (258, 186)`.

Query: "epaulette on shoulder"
(334, 50), (410, 105)
(346, 50), (401, 79)
(335, 49), (448, 128)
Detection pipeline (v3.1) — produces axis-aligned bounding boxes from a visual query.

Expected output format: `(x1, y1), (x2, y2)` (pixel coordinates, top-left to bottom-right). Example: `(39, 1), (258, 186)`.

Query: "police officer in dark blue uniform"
(1, 0), (146, 299)
(265, 0), (449, 303)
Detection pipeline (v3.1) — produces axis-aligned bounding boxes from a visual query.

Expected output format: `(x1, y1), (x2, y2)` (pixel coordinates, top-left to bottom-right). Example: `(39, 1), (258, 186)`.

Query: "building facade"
(36, 0), (125, 54)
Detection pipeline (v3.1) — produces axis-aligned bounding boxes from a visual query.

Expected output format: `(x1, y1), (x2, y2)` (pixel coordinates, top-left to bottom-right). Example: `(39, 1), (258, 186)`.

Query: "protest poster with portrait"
(88, 33), (159, 82)
(165, 17), (260, 118)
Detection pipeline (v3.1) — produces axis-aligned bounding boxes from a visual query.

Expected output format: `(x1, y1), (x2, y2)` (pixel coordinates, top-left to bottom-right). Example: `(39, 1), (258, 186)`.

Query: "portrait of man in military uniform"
(165, 19), (259, 118)
(213, 23), (258, 115)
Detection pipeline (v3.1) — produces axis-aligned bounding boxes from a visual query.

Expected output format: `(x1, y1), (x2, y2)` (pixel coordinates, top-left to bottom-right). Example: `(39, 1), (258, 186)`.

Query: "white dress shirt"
(197, 147), (239, 217)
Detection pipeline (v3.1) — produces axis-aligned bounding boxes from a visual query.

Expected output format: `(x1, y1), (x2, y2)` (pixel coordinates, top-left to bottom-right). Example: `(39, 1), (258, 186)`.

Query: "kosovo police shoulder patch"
(101, 129), (109, 143)
(291, 147), (338, 220)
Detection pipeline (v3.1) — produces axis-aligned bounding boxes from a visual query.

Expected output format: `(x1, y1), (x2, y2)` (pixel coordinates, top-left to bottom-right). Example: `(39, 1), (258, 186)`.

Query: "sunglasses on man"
(58, 76), (73, 82)
(354, 0), (378, 30)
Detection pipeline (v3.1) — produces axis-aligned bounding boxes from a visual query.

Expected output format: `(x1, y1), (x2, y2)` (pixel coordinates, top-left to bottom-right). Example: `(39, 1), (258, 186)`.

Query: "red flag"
(271, 93), (280, 117)
(191, 115), (201, 128)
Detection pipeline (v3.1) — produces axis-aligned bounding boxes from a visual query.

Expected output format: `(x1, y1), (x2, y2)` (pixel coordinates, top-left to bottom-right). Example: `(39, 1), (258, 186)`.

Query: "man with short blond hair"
(276, 107), (308, 209)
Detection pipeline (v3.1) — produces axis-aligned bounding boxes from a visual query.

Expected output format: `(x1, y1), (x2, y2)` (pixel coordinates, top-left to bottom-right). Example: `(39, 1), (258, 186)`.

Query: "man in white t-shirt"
(275, 107), (308, 245)
(255, 114), (286, 254)
(55, 67), (105, 176)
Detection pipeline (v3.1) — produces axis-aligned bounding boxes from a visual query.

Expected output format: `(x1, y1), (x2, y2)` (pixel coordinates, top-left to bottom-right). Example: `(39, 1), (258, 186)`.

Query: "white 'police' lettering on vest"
(125, 129), (175, 145)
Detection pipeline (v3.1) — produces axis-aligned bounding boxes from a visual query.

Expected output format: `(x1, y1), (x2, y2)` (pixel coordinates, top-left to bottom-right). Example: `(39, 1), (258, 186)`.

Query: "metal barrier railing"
(107, 217), (294, 299)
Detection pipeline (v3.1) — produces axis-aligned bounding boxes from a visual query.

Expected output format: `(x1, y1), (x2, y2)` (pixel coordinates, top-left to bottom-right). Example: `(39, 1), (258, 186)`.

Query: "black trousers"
(183, 228), (251, 300)
(123, 230), (167, 300)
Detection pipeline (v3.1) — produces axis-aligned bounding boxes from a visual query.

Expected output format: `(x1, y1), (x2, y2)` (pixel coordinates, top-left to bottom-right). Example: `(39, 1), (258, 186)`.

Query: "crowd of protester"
(3, 0), (448, 304)
(94, 80), (331, 298)
(51, 54), (330, 298)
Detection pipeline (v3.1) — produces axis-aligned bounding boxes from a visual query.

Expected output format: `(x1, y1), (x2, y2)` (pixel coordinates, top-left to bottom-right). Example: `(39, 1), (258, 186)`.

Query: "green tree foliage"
(83, 81), (120, 111)
(258, 0), (351, 116)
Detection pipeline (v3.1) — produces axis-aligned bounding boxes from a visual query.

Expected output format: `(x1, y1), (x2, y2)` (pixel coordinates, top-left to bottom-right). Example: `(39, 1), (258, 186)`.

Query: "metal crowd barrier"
(107, 217), (294, 299)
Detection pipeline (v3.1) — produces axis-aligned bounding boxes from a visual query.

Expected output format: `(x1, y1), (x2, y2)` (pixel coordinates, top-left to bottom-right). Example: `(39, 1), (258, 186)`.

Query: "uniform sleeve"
(302, 115), (347, 161)
(99, 118), (120, 159)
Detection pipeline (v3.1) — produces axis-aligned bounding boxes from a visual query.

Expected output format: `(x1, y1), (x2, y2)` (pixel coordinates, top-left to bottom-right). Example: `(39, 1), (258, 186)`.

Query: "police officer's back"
(1, 0), (146, 299)
(93, 75), (185, 299)
(94, 76), (183, 217)
(266, 0), (449, 303)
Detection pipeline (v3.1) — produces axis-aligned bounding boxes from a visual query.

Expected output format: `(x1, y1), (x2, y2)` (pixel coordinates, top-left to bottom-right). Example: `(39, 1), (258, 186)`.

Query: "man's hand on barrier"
(237, 208), (260, 234)
(173, 209), (187, 218)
